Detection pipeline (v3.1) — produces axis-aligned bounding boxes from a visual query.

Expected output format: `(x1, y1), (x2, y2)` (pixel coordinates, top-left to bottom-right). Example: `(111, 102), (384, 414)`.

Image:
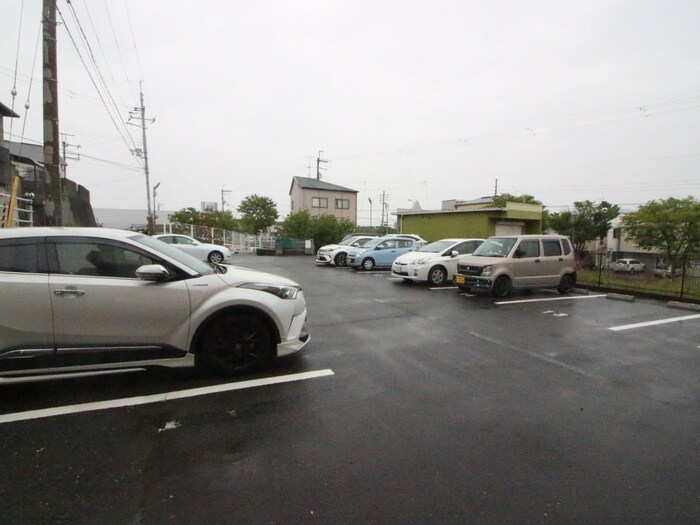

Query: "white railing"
(0, 192), (34, 227)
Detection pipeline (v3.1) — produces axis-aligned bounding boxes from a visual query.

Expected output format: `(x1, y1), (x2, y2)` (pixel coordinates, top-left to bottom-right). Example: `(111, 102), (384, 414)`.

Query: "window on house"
(312, 197), (328, 208)
(335, 199), (350, 209)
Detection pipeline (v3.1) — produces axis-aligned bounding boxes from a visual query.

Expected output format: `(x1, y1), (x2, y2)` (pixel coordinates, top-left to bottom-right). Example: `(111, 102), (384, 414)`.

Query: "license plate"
(454, 275), (465, 285)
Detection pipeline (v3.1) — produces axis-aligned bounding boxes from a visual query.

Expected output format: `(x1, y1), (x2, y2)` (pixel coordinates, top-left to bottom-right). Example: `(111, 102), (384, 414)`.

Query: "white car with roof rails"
(0, 227), (309, 383)
(315, 234), (378, 267)
(391, 238), (484, 286)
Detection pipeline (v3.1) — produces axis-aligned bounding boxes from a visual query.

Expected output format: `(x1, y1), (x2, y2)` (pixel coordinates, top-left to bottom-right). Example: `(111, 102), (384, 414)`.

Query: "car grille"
(457, 264), (482, 276)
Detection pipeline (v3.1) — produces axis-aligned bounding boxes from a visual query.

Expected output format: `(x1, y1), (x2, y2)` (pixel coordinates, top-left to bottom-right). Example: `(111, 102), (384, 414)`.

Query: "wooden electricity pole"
(43, 0), (62, 225)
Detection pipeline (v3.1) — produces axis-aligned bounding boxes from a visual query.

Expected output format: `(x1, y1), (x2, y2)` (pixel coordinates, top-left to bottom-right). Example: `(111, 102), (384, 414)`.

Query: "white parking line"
(495, 294), (607, 305)
(0, 369), (335, 424)
(609, 314), (700, 332)
(430, 286), (458, 290)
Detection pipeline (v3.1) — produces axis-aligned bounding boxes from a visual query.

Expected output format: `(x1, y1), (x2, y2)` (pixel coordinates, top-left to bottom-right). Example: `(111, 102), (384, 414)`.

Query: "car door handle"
(54, 289), (85, 296)
(535, 259), (541, 263)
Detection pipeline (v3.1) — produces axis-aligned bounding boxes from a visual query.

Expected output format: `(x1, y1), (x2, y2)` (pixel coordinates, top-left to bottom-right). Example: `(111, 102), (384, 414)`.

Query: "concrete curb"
(667, 301), (700, 312)
(606, 293), (636, 302)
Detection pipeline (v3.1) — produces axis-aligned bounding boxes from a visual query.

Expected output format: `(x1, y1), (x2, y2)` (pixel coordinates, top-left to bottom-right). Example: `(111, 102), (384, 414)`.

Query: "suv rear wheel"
(557, 273), (575, 294)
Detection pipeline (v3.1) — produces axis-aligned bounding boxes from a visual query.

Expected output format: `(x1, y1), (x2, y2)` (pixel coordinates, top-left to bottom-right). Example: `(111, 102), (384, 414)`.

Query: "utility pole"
(130, 82), (155, 234)
(221, 186), (231, 211)
(316, 150), (328, 180)
(380, 191), (388, 231)
(368, 197), (373, 227)
(60, 132), (81, 178)
(43, 0), (62, 226)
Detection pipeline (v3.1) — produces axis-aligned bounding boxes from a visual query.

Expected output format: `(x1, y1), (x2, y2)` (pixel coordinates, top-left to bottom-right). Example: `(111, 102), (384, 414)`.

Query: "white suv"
(0, 227), (309, 383)
(453, 234), (576, 297)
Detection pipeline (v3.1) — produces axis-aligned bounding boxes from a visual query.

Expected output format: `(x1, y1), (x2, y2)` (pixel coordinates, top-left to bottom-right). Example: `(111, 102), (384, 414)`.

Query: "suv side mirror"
(450, 250), (459, 258)
(136, 264), (170, 282)
(514, 248), (525, 258)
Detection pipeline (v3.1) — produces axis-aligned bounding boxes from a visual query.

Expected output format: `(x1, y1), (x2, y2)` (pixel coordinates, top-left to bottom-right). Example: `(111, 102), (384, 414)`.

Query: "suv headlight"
(237, 282), (300, 299)
(481, 265), (492, 277)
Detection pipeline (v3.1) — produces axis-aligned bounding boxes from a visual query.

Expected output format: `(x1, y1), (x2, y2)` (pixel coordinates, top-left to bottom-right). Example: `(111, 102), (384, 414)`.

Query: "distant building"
(2, 140), (96, 226)
(289, 176), (358, 224)
(93, 208), (177, 230)
(394, 198), (544, 241)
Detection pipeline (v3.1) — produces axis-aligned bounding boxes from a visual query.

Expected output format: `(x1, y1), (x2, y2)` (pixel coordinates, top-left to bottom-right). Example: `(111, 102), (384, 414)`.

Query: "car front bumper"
(453, 273), (492, 289)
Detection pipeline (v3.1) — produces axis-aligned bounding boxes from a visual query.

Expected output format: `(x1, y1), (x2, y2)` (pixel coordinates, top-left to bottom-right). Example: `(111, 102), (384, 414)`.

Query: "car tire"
(334, 252), (347, 267)
(362, 258), (375, 271)
(197, 312), (274, 375)
(629, 267), (635, 274)
(557, 273), (575, 294)
(208, 250), (224, 264)
(492, 275), (513, 297)
(428, 265), (447, 286)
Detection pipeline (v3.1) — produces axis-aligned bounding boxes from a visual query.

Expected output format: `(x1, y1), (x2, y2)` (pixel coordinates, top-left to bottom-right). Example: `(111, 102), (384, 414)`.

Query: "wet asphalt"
(1, 254), (699, 524)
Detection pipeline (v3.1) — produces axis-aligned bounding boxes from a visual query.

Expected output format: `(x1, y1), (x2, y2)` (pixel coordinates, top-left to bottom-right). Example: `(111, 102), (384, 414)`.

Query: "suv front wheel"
(197, 312), (274, 375)
(492, 275), (513, 297)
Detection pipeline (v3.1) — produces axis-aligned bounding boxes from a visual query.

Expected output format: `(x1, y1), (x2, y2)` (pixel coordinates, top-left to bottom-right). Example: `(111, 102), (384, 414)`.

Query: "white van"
(453, 234), (576, 297)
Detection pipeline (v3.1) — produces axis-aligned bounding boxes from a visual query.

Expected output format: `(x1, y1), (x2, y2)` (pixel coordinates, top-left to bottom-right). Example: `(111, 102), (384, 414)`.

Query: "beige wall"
(290, 184), (357, 223)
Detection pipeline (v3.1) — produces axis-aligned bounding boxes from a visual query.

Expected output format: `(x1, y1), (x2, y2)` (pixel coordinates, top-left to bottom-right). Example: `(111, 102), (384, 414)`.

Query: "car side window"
(53, 240), (157, 278)
(543, 240), (563, 257)
(0, 238), (45, 273)
(517, 240), (540, 258)
(158, 236), (175, 244)
(398, 240), (412, 248)
(454, 241), (480, 254)
(378, 240), (397, 250)
(177, 236), (196, 245)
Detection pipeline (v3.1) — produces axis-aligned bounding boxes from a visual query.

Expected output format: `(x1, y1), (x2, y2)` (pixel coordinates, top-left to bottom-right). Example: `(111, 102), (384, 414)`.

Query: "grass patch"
(577, 268), (700, 301)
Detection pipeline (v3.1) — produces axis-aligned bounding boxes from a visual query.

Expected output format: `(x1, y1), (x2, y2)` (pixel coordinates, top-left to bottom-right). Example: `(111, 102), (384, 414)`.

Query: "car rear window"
(562, 238), (572, 255)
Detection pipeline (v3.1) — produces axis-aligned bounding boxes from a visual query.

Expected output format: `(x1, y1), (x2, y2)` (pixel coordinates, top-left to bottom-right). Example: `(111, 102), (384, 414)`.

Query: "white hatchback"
(0, 227), (309, 383)
(391, 238), (484, 286)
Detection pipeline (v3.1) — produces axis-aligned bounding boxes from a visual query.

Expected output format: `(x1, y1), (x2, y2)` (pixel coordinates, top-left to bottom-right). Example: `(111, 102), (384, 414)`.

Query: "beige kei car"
(453, 234), (576, 297)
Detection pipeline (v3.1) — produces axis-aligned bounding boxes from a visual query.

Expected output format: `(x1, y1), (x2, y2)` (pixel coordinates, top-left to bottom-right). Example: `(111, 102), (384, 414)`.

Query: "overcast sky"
(2, 1), (699, 225)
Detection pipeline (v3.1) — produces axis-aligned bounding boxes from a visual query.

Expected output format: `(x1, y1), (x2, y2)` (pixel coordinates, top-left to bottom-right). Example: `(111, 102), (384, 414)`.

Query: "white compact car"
(0, 227), (309, 383)
(315, 235), (377, 267)
(153, 233), (232, 264)
(391, 238), (484, 286)
(612, 258), (646, 274)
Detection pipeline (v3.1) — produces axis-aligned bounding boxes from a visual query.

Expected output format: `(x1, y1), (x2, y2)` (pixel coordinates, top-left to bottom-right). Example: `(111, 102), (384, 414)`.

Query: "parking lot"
(1, 254), (699, 524)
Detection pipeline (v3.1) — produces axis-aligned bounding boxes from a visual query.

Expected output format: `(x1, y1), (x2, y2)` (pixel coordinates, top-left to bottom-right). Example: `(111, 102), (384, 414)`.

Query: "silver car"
(153, 233), (232, 264)
(0, 227), (309, 383)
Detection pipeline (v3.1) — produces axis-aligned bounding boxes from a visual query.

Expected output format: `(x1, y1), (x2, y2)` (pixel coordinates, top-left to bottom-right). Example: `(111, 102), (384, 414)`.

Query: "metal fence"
(0, 192), (34, 227)
(153, 222), (278, 253)
(578, 252), (700, 301)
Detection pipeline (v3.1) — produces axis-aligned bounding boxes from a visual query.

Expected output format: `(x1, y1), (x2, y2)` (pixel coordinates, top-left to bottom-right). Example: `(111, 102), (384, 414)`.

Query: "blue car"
(346, 234), (426, 270)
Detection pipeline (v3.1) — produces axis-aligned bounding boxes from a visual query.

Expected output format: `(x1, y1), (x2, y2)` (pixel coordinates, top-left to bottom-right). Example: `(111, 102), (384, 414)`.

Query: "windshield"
(418, 240), (456, 253)
(132, 234), (215, 274)
(472, 237), (517, 257)
(340, 236), (363, 246)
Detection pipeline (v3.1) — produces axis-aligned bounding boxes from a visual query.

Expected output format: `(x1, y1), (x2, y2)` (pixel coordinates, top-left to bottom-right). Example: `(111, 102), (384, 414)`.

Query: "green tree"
(281, 211), (355, 249)
(491, 193), (542, 208)
(237, 194), (279, 234)
(548, 200), (620, 253)
(622, 196), (700, 269)
(168, 207), (239, 230)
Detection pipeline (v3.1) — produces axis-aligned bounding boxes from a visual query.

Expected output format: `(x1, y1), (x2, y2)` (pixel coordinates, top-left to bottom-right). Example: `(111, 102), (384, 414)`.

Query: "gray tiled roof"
(290, 176), (358, 194)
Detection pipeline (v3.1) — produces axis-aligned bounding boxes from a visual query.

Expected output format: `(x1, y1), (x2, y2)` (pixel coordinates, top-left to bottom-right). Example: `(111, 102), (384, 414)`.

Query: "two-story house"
(289, 176), (358, 224)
